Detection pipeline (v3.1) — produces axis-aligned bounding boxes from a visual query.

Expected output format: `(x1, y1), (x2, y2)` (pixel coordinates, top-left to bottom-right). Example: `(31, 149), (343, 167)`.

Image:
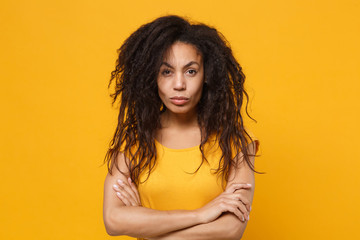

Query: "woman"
(103, 15), (261, 240)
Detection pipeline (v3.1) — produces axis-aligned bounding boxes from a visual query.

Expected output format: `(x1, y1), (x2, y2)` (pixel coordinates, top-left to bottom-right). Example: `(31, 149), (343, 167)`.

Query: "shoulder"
(109, 151), (131, 177)
(243, 127), (260, 155)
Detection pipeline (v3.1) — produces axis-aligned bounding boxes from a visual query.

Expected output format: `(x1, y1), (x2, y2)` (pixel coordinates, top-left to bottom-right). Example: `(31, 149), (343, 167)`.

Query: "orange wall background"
(1, 0), (359, 239)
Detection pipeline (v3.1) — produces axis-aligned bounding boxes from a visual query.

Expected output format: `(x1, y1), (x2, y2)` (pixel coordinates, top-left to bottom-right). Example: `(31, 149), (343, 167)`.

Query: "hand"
(195, 183), (252, 224)
(112, 177), (142, 206)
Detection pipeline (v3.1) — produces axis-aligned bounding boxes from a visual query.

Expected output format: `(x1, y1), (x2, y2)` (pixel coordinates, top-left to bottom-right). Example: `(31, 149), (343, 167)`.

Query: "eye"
(187, 69), (197, 75)
(161, 69), (172, 76)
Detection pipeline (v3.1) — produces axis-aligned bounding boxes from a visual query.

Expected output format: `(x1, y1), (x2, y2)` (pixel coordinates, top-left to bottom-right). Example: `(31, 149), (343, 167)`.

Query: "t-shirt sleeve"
(244, 127), (260, 154)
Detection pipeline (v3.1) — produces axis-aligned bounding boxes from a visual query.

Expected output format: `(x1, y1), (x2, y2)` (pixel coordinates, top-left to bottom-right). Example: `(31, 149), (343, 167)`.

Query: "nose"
(173, 73), (186, 91)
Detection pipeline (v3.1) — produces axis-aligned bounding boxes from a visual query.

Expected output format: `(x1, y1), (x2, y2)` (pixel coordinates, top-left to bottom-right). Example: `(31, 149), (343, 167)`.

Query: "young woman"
(103, 15), (261, 240)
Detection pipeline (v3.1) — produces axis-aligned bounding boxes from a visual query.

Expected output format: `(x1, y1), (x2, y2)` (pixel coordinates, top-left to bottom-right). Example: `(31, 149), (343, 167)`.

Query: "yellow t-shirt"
(138, 135), (225, 211)
(137, 131), (259, 211)
(133, 130), (259, 239)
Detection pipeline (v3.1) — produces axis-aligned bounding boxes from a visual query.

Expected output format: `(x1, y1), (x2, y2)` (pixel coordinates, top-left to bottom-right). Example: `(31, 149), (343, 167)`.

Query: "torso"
(138, 113), (226, 209)
(138, 133), (226, 211)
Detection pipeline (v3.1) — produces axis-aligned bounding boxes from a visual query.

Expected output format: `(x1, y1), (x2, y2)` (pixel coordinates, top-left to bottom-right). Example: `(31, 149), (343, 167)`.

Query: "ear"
(203, 76), (208, 84)
(160, 103), (164, 111)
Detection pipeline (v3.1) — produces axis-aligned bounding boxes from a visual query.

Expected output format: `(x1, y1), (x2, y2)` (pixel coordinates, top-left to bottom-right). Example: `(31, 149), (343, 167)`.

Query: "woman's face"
(157, 41), (204, 116)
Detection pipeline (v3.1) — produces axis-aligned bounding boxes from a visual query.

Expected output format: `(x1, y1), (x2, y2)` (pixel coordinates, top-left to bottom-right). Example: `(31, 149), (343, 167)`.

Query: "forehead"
(162, 42), (202, 63)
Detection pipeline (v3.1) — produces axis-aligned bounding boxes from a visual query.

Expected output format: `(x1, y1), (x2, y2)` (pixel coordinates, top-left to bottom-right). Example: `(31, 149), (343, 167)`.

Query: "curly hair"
(104, 15), (262, 186)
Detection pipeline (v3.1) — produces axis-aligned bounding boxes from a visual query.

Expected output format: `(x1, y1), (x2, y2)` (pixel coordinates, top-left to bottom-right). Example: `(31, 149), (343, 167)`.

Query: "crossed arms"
(103, 142), (257, 240)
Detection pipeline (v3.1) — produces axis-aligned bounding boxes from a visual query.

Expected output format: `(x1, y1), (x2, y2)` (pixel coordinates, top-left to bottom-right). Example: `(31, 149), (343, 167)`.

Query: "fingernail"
(250, 205), (252, 211)
(248, 215), (250, 220)
(117, 179), (124, 186)
(242, 216), (244, 221)
(116, 192), (122, 197)
(128, 177), (132, 183)
(113, 184), (120, 190)
(247, 183), (252, 187)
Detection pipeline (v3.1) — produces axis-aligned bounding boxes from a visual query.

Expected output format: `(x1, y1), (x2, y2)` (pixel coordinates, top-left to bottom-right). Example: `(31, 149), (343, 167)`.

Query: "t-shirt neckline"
(154, 139), (200, 152)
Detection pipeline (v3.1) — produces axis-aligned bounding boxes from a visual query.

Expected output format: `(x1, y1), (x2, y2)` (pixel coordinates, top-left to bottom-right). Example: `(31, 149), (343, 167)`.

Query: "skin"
(157, 41), (204, 124)
(103, 41), (256, 239)
(155, 41), (205, 149)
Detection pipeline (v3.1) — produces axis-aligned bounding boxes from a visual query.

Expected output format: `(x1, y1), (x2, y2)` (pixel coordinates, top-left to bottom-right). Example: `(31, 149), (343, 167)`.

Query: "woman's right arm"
(103, 152), (203, 238)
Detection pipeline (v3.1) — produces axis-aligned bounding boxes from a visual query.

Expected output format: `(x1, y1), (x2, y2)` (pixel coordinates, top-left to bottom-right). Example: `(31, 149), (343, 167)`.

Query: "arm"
(148, 141), (258, 240)
(149, 213), (244, 240)
(103, 152), (250, 238)
(104, 142), (253, 239)
(103, 152), (202, 238)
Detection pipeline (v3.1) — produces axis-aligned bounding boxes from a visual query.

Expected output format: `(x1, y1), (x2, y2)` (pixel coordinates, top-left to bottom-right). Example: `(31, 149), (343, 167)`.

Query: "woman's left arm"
(148, 141), (258, 240)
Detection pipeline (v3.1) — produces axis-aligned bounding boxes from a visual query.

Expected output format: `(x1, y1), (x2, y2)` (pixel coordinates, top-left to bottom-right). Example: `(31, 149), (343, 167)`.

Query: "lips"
(170, 96), (189, 105)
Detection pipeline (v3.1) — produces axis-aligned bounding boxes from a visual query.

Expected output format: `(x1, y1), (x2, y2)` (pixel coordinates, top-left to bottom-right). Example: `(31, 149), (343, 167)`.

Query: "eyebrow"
(160, 61), (200, 69)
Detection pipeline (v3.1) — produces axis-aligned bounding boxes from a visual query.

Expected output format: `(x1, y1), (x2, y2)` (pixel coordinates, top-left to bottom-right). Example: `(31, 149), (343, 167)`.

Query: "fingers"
(220, 198), (250, 222)
(216, 191), (252, 221)
(112, 180), (139, 206)
(117, 179), (140, 205)
(224, 204), (247, 222)
(116, 191), (132, 206)
(227, 193), (251, 212)
(113, 184), (133, 206)
(225, 183), (252, 194)
(224, 183), (253, 212)
(218, 200), (247, 222)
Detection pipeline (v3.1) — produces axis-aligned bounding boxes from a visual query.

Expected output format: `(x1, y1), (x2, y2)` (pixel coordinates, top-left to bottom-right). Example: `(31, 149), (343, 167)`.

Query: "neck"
(160, 109), (198, 129)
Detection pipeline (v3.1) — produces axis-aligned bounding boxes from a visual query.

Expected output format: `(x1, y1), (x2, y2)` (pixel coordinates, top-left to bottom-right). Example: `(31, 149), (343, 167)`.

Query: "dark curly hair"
(104, 15), (262, 186)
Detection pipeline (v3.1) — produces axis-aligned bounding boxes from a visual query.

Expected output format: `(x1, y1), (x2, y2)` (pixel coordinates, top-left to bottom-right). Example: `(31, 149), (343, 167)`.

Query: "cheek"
(194, 87), (203, 103)
(158, 89), (165, 102)
(157, 80), (167, 101)
(193, 79), (205, 99)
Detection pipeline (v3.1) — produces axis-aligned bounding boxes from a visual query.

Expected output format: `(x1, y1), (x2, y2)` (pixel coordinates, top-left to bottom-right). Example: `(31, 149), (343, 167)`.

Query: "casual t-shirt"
(135, 130), (259, 240)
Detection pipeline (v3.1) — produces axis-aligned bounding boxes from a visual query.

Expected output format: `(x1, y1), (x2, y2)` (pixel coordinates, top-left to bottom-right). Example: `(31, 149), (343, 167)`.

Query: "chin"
(166, 105), (196, 115)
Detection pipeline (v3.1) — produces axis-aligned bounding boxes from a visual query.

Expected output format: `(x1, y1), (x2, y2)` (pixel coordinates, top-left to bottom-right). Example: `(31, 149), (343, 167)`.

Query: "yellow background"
(1, 0), (359, 239)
